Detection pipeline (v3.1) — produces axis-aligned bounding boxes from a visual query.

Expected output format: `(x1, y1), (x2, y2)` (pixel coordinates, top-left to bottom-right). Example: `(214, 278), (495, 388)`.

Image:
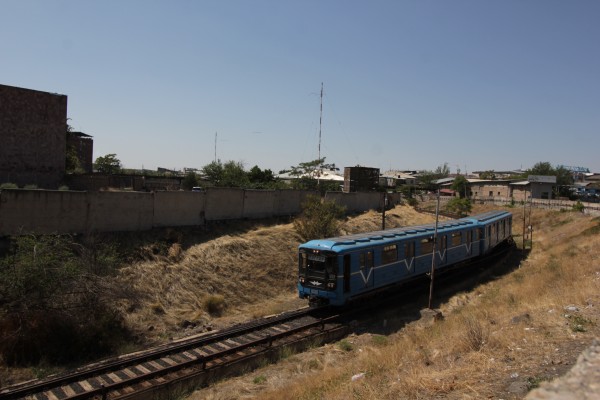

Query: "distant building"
(0, 84), (67, 188)
(380, 170), (418, 186)
(464, 176), (556, 201)
(344, 166), (380, 192)
(67, 131), (94, 173)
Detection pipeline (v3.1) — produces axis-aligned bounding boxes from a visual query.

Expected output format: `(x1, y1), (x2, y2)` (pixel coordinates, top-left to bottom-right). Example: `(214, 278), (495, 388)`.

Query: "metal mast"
(318, 82), (323, 164)
(318, 83), (323, 184)
(214, 132), (217, 163)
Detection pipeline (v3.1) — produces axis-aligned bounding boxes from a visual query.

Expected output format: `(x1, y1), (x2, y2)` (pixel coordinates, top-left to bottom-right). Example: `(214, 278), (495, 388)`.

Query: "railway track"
(0, 307), (348, 400)
(2, 241), (517, 400)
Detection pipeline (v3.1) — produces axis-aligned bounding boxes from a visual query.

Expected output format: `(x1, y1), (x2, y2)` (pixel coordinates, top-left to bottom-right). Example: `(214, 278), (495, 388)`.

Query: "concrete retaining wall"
(0, 190), (87, 234)
(0, 188), (390, 236)
(153, 191), (206, 227)
(87, 192), (154, 232)
(275, 190), (318, 216)
(243, 190), (276, 219)
(204, 188), (244, 221)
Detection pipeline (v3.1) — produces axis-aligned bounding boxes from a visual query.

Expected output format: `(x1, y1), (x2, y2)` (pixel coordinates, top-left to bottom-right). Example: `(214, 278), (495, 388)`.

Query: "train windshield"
(299, 250), (337, 278)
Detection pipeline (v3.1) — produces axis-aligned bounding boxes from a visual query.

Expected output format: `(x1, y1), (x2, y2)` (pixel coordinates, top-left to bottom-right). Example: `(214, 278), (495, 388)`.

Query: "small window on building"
(382, 245), (398, 264)
(489, 191), (493, 197)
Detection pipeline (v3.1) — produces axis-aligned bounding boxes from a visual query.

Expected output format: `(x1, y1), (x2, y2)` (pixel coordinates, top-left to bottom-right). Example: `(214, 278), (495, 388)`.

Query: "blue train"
(298, 210), (513, 306)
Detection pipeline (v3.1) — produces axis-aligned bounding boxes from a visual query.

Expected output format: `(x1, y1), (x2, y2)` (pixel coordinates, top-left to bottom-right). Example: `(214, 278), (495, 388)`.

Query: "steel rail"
(0, 306), (326, 400)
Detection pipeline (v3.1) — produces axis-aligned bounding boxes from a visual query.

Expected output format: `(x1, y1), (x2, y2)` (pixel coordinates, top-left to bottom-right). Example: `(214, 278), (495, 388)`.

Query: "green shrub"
(0, 182), (18, 189)
(445, 197), (472, 217)
(0, 234), (131, 365)
(338, 339), (353, 352)
(572, 201), (584, 213)
(204, 294), (226, 316)
(294, 195), (346, 241)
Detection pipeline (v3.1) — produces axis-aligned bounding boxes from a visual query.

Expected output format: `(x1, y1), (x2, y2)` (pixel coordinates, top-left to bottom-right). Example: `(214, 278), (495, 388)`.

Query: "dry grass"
(188, 205), (600, 399)
(114, 206), (437, 342)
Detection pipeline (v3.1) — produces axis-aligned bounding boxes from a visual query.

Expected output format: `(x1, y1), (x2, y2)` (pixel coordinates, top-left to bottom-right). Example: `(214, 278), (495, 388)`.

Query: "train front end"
(298, 243), (341, 306)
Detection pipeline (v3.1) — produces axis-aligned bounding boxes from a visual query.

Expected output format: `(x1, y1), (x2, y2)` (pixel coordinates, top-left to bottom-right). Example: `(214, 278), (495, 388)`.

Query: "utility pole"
(428, 189), (440, 309)
(522, 188), (527, 249)
(382, 193), (387, 230)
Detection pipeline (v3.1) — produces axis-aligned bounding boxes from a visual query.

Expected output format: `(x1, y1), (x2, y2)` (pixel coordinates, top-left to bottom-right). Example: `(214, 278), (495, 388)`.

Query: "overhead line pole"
(428, 189), (440, 309)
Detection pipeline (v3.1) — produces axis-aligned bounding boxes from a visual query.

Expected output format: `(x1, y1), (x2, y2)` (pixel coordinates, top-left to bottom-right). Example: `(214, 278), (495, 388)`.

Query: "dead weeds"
(188, 204), (600, 400)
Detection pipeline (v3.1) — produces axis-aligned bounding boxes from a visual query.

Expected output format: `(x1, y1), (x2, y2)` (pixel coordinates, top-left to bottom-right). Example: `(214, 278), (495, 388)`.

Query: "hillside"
(183, 205), (600, 399)
(116, 205), (438, 342)
(3, 204), (598, 398)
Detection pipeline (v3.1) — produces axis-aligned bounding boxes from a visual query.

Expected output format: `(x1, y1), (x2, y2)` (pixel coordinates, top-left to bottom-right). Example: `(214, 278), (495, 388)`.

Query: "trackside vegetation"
(293, 194), (346, 241)
(0, 234), (133, 365)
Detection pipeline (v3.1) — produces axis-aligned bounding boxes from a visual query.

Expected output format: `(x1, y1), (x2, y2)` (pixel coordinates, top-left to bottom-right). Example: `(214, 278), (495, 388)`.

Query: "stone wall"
(0, 84), (67, 188)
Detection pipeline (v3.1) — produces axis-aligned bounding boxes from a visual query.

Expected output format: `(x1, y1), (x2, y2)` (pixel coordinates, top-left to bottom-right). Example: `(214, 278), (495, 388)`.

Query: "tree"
(282, 158), (339, 191)
(445, 197), (472, 217)
(181, 172), (199, 190)
(201, 160), (224, 185)
(94, 154), (122, 174)
(479, 170), (496, 180)
(222, 161), (249, 187)
(434, 162), (450, 177)
(293, 195), (346, 241)
(0, 234), (129, 364)
(451, 175), (469, 198)
(418, 162), (450, 187)
(526, 161), (574, 197)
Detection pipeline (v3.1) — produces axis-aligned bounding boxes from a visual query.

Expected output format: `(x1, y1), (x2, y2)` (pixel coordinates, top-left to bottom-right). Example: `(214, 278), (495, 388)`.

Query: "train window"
(382, 245), (398, 264)
(300, 253), (307, 269)
(479, 228), (484, 238)
(439, 235), (447, 251)
(359, 251), (373, 271)
(404, 242), (415, 259)
(420, 237), (434, 253)
(467, 230), (472, 244)
(451, 232), (462, 246)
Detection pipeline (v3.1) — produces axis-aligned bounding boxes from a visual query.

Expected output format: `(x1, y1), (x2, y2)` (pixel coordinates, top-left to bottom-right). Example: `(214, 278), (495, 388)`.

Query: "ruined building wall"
(0, 84), (67, 188)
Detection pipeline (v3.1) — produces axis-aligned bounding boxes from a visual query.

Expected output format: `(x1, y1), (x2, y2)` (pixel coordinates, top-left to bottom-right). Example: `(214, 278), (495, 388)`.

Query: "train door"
(466, 230), (472, 255)
(439, 235), (447, 265)
(403, 241), (415, 274)
(359, 250), (374, 289)
(343, 255), (351, 293)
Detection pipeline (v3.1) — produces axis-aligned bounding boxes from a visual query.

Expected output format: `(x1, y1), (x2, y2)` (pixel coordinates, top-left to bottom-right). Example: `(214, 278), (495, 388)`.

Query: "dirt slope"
(117, 205), (436, 342)
(187, 206), (600, 399)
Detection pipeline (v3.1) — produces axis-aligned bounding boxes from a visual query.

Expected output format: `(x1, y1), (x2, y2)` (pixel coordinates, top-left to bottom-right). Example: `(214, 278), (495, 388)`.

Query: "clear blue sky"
(2, 1), (599, 174)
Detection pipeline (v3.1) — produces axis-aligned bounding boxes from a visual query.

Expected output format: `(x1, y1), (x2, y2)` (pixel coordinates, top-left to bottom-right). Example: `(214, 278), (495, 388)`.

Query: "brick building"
(0, 84), (67, 188)
(344, 166), (380, 192)
(67, 131), (94, 173)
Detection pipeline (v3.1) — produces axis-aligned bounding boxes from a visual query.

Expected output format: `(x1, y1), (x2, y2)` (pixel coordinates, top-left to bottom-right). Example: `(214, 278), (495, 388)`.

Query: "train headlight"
(299, 277), (305, 283)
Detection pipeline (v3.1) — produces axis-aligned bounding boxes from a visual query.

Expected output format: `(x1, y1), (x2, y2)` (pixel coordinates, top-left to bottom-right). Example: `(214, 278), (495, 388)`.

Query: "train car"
(298, 210), (512, 306)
